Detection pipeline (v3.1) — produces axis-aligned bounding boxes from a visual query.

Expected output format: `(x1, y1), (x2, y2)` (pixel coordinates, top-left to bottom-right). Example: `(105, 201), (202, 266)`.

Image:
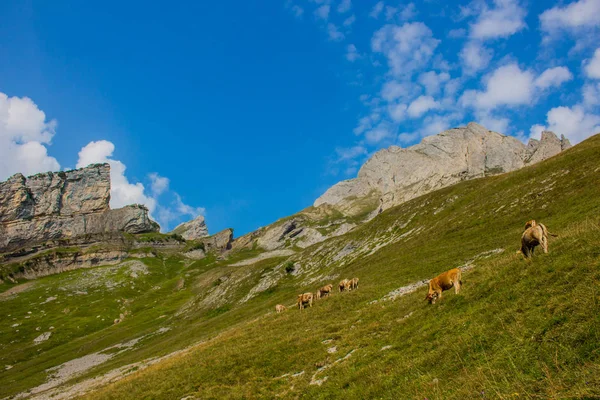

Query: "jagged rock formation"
(203, 228), (234, 252)
(171, 215), (209, 240)
(315, 123), (571, 214)
(0, 164), (159, 252)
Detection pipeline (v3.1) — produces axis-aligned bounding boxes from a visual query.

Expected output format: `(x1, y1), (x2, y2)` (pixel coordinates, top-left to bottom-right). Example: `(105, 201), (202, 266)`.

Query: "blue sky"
(1, 0), (599, 236)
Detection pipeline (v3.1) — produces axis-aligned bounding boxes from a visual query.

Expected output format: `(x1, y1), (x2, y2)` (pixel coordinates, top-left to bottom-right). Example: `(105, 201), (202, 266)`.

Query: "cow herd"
(277, 219), (555, 312)
(275, 277), (360, 312)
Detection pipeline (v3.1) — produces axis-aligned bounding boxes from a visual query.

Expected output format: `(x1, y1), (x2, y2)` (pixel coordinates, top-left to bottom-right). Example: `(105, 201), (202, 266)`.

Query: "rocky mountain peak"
(315, 123), (572, 215)
(526, 131), (571, 164)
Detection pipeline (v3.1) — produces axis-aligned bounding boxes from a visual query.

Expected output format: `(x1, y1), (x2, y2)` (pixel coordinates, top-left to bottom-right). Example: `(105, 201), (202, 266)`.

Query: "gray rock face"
(203, 228), (233, 252)
(171, 215), (209, 240)
(526, 131), (572, 164)
(315, 123), (571, 213)
(0, 164), (159, 252)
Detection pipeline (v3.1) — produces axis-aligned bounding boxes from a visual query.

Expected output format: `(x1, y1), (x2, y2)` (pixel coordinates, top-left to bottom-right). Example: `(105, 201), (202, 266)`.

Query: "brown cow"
(339, 279), (350, 293)
(425, 268), (462, 304)
(275, 304), (287, 313)
(316, 284), (333, 300)
(297, 293), (313, 310)
(519, 220), (556, 258)
(349, 277), (359, 290)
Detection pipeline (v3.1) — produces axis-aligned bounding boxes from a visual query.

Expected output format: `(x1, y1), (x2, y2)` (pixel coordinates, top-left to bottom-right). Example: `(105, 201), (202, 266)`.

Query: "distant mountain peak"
(315, 122), (571, 215)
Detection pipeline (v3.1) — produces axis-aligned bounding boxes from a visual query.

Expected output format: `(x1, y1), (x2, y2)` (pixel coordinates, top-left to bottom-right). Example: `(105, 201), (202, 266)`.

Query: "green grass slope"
(1, 134), (599, 399)
(81, 135), (600, 399)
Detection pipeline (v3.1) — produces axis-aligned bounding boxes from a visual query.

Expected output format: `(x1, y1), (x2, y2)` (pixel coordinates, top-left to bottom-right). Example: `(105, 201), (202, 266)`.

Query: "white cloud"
(365, 122), (395, 144)
(420, 115), (454, 137)
(314, 5), (330, 20)
(370, 1), (384, 18)
(11, 142), (61, 178)
(397, 131), (420, 144)
(584, 48), (600, 79)
(419, 71), (451, 96)
(385, 6), (397, 21)
(327, 23), (344, 41)
(460, 41), (493, 74)
(387, 102), (408, 122)
(353, 111), (381, 135)
(335, 145), (367, 161)
(534, 66), (573, 89)
(583, 82), (600, 106)
(346, 44), (360, 61)
(77, 140), (157, 212)
(400, 3), (418, 20)
(534, 105), (600, 143)
(173, 193), (205, 218)
(407, 96), (440, 118)
(343, 15), (356, 26)
(371, 22), (440, 77)
(470, 0), (527, 40)
(540, 0), (600, 36)
(149, 173), (170, 196)
(381, 80), (410, 101)
(337, 0), (351, 13)
(444, 79), (462, 99)
(460, 63), (535, 110)
(0, 92), (60, 180)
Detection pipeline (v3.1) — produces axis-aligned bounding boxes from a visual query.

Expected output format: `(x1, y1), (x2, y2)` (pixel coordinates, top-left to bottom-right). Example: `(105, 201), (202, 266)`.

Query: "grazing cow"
(339, 279), (350, 292)
(275, 304), (286, 313)
(425, 268), (462, 304)
(519, 220), (556, 258)
(316, 284), (333, 300)
(297, 293), (314, 310)
(349, 277), (359, 290)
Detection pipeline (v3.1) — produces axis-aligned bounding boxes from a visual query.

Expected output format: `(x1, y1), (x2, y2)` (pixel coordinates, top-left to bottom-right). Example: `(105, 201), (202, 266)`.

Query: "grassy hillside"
(2, 134), (600, 399)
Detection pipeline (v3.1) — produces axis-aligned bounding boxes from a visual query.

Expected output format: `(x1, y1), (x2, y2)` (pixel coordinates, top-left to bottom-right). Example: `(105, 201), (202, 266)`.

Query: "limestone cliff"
(315, 123), (571, 214)
(0, 164), (159, 252)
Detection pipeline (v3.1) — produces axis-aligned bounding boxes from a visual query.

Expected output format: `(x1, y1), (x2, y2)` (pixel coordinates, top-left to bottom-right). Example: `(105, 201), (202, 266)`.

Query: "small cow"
(275, 304), (286, 313)
(297, 293), (314, 310)
(425, 268), (462, 304)
(519, 220), (556, 258)
(316, 284), (333, 300)
(339, 279), (351, 292)
(349, 277), (359, 291)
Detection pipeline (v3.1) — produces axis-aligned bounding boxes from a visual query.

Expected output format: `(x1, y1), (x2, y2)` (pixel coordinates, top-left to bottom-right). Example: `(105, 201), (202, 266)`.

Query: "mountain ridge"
(315, 122), (571, 215)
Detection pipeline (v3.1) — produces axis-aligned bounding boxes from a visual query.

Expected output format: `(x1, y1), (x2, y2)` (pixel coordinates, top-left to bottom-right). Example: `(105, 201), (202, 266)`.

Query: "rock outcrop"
(0, 164), (159, 252)
(171, 215), (209, 240)
(203, 228), (233, 252)
(315, 123), (571, 214)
